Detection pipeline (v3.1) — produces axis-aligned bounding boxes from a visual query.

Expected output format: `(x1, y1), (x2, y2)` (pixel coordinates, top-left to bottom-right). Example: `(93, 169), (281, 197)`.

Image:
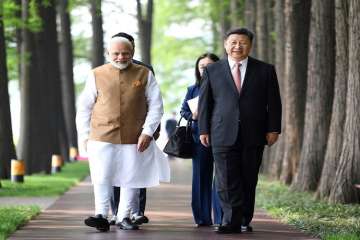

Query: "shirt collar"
(228, 56), (248, 70)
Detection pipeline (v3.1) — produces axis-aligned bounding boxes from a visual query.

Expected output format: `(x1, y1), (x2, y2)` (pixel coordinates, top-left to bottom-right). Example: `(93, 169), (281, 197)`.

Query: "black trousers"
(110, 187), (147, 216)
(212, 131), (264, 227)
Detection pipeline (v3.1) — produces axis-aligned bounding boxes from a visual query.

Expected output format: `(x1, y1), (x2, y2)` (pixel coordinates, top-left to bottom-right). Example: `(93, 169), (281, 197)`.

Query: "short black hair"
(112, 32), (135, 44)
(224, 28), (254, 43)
(195, 53), (220, 85)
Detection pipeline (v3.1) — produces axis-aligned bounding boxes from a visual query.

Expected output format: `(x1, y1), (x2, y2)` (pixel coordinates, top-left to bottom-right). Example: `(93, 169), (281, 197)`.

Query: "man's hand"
(200, 134), (210, 147)
(83, 139), (88, 152)
(137, 134), (152, 152)
(192, 111), (198, 120)
(266, 132), (279, 146)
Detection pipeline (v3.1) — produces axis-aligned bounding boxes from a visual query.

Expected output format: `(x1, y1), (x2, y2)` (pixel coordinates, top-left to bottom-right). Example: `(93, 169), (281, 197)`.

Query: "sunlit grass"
(0, 161), (89, 197)
(256, 176), (360, 240)
(0, 161), (89, 239)
(0, 206), (40, 240)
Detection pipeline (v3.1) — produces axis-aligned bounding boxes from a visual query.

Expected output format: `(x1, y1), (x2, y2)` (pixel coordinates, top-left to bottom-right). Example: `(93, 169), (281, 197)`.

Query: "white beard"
(109, 59), (132, 70)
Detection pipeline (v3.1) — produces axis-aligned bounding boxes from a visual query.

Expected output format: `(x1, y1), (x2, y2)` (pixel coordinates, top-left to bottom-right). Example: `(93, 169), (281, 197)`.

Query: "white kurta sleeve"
(76, 71), (97, 143)
(142, 71), (164, 137)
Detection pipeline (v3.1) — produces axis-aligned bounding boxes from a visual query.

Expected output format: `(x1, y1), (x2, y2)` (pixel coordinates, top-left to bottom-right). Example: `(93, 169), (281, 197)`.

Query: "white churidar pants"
(93, 184), (112, 217)
(116, 188), (140, 221)
(87, 140), (170, 219)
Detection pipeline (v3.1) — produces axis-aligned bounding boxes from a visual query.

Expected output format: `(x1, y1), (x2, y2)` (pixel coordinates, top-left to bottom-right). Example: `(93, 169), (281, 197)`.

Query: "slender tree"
(136, 0), (153, 65)
(58, 0), (78, 158)
(244, 0), (256, 57)
(0, 2), (17, 179)
(317, 0), (349, 199)
(18, 0), (63, 174)
(293, 0), (335, 191)
(280, 0), (311, 184)
(229, 0), (243, 28)
(255, 0), (269, 62)
(329, 0), (360, 204)
(266, 0), (275, 64)
(269, 0), (286, 179)
(90, 0), (104, 68)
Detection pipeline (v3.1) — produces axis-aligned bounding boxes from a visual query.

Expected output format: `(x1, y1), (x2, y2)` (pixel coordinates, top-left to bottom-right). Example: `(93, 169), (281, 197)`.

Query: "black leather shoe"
(241, 225), (253, 232)
(84, 214), (110, 232)
(214, 225), (242, 234)
(132, 215), (149, 225)
(117, 217), (139, 230)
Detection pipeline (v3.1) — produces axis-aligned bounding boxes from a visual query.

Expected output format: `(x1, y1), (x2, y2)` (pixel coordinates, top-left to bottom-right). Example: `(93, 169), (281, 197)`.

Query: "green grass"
(0, 161), (89, 240)
(0, 206), (40, 240)
(256, 176), (360, 240)
(0, 161), (89, 197)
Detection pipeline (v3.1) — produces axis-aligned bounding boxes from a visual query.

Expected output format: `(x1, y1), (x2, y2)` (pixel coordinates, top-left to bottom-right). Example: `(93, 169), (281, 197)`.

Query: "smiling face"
(108, 41), (134, 69)
(224, 34), (252, 62)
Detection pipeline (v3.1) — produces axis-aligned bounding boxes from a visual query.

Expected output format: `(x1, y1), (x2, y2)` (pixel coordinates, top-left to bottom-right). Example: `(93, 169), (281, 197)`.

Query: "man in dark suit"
(109, 32), (159, 226)
(198, 28), (281, 234)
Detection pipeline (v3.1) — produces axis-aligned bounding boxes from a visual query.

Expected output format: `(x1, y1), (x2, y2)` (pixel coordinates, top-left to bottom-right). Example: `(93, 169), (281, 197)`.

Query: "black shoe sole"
(132, 217), (149, 225)
(118, 224), (139, 230)
(84, 217), (110, 232)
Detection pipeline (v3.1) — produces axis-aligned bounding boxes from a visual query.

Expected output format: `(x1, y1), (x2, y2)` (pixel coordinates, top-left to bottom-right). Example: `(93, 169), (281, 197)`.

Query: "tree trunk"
(15, 0), (22, 81)
(136, 0), (153, 65)
(0, 3), (17, 179)
(316, 0), (349, 200)
(280, 0), (311, 184)
(218, 1), (230, 57)
(268, 0), (285, 179)
(328, 0), (360, 204)
(255, 0), (270, 173)
(18, 0), (62, 174)
(255, 0), (268, 62)
(229, 0), (242, 28)
(90, 0), (104, 68)
(244, 0), (257, 57)
(58, 0), (78, 153)
(267, 0), (275, 64)
(293, 0), (335, 191)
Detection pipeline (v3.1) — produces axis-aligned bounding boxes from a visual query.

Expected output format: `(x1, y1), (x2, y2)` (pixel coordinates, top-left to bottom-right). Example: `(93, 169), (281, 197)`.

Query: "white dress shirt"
(228, 56), (248, 87)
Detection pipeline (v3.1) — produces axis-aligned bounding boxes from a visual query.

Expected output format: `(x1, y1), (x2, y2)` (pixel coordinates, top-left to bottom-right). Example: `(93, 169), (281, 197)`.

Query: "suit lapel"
(240, 56), (255, 98)
(220, 59), (240, 97)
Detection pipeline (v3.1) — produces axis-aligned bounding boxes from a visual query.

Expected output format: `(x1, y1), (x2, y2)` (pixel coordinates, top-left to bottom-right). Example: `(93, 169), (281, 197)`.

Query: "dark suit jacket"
(133, 59), (154, 75)
(198, 57), (282, 147)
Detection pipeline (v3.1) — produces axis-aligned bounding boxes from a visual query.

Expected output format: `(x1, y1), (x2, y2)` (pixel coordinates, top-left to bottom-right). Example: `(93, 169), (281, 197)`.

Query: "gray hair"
(107, 36), (133, 51)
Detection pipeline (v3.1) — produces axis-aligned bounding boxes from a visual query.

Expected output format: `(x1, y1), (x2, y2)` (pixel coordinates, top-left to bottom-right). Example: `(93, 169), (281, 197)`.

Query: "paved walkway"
(9, 159), (318, 240)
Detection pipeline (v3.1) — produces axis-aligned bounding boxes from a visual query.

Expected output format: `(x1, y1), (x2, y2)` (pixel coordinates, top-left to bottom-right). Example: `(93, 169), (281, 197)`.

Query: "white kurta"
(76, 68), (170, 188)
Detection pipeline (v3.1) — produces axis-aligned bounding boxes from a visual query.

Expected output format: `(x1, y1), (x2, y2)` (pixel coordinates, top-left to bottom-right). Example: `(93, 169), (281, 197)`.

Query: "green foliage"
(256, 177), (360, 240)
(0, 206), (40, 240)
(0, 161), (89, 197)
(153, 0), (214, 113)
(72, 33), (91, 61)
(0, 161), (88, 239)
(2, 0), (44, 81)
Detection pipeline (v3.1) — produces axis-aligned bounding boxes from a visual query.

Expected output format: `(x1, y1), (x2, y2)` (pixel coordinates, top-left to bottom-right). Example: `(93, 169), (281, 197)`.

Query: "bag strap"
(177, 116), (192, 126)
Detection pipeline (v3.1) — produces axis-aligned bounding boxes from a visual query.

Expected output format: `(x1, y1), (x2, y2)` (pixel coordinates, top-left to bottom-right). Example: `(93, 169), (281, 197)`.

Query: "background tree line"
(0, 0), (359, 204)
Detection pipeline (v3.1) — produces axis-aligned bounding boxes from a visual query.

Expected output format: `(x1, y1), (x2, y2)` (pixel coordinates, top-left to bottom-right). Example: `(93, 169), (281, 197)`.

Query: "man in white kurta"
(76, 36), (169, 231)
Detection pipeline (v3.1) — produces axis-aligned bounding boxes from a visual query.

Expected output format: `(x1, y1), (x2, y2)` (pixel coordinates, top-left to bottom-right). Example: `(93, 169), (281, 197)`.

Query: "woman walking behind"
(180, 53), (222, 227)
